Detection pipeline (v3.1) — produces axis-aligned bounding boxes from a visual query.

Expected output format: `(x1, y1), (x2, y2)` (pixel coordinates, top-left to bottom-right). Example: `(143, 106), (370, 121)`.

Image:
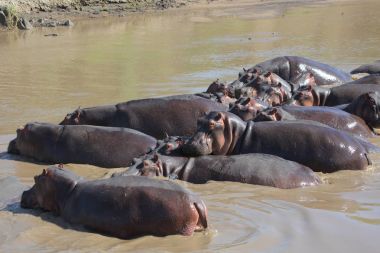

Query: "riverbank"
(0, 0), (353, 31)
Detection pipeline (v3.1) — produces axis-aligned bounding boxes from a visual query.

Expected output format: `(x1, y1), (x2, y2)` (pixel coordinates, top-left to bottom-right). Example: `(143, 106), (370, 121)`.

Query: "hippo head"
(9, 123), (61, 159)
(206, 79), (230, 95)
(139, 154), (163, 177)
(350, 92), (380, 128)
(229, 97), (269, 121)
(21, 166), (80, 214)
(254, 108), (283, 122)
(291, 85), (316, 106)
(59, 107), (82, 125)
(238, 68), (259, 84)
(182, 111), (246, 156)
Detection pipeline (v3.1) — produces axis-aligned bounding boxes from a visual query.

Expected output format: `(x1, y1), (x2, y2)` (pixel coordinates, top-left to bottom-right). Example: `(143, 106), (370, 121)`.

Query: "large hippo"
(182, 111), (375, 173)
(254, 105), (375, 138)
(8, 123), (157, 168)
(115, 154), (320, 189)
(60, 94), (227, 139)
(245, 56), (352, 87)
(292, 84), (380, 106)
(351, 61), (380, 75)
(21, 166), (208, 238)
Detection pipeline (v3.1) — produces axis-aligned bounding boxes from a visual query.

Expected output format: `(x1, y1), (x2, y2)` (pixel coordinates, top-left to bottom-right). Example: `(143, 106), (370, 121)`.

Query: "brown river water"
(1, 0), (380, 252)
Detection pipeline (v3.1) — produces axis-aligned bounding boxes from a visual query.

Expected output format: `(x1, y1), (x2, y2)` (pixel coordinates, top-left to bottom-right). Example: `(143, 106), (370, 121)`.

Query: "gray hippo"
(244, 56), (352, 87)
(351, 61), (380, 75)
(21, 166), (208, 238)
(59, 94), (227, 139)
(182, 111), (377, 173)
(253, 105), (375, 138)
(8, 123), (157, 168)
(115, 153), (320, 189)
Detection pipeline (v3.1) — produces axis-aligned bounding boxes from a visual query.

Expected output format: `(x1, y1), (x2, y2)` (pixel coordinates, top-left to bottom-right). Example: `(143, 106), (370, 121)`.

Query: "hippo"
(21, 166), (208, 238)
(244, 56), (352, 86)
(253, 105), (375, 138)
(182, 111), (375, 173)
(337, 92), (380, 128)
(115, 153), (320, 189)
(351, 61), (380, 75)
(229, 97), (269, 121)
(344, 74), (380, 85)
(291, 83), (380, 106)
(60, 94), (228, 139)
(8, 123), (157, 168)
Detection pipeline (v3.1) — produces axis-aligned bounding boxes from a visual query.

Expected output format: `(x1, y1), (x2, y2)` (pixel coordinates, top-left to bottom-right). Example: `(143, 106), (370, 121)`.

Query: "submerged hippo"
(254, 105), (375, 138)
(21, 166), (208, 238)
(182, 111), (375, 173)
(8, 123), (157, 168)
(60, 94), (227, 139)
(245, 56), (352, 86)
(292, 84), (380, 106)
(344, 74), (380, 85)
(115, 153), (320, 189)
(351, 61), (380, 75)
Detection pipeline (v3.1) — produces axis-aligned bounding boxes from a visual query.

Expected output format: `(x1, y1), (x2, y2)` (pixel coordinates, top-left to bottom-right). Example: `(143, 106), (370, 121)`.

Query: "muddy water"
(1, 0), (380, 252)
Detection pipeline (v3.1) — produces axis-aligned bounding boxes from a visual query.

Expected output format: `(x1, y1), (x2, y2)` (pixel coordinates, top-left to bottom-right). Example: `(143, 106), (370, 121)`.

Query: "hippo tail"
(194, 201), (208, 229)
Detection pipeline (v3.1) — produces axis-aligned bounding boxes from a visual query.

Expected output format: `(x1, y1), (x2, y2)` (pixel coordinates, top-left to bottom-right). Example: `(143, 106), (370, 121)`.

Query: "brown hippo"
(351, 61), (380, 75)
(229, 97), (269, 121)
(291, 84), (380, 106)
(338, 92), (380, 128)
(115, 153), (320, 189)
(182, 111), (377, 173)
(8, 123), (157, 168)
(253, 105), (375, 138)
(60, 94), (227, 139)
(21, 166), (207, 238)
(244, 56), (352, 86)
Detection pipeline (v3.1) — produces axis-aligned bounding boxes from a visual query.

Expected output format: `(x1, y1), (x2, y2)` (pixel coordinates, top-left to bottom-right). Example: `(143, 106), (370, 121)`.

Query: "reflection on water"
(1, 0), (380, 252)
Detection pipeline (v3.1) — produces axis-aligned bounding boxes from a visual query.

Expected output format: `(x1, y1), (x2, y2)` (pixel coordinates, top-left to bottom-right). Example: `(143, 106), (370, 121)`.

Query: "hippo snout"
(7, 139), (19, 154)
(182, 133), (212, 156)
(20, 187), (38, 209)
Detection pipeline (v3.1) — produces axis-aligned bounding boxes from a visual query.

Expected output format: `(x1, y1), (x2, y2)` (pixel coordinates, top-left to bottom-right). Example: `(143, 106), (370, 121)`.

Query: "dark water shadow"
(0, 151), (49, 165)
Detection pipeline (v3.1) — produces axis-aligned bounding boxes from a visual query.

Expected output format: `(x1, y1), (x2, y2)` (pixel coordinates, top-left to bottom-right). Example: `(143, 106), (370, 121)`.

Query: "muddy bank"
(0, 0), (205, 30)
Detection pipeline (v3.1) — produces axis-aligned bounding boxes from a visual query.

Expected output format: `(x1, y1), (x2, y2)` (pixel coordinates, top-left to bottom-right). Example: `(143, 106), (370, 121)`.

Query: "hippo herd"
(10, 56), (380, 239)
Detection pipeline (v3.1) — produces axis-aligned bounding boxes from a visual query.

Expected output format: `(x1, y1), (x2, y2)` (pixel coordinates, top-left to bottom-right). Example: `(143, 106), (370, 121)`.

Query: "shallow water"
(1, 0), (380, 252)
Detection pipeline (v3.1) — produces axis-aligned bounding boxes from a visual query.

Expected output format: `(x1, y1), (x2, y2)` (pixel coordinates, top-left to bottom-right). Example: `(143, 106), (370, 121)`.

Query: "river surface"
(1, 0), (380, 252)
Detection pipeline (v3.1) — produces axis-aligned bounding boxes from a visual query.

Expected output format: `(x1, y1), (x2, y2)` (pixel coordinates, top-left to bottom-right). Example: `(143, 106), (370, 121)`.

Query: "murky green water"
(0, 0), (380, 252)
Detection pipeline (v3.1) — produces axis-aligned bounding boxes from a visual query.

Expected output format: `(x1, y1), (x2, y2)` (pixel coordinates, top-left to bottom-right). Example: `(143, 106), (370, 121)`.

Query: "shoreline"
(0, 0), (356, 31)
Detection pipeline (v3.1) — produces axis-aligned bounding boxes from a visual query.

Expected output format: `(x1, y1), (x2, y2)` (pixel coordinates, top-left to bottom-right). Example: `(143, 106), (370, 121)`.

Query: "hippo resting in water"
(351, 61), (380, 75)
(21, 166), (207, 238)
(115, 153), (320, 189)
(253, 105), (375, 139)
(291, 83), (380, 106)
(242, 56), (352, 87)
(182, 111), (378, 173)
(60, 94), (227, 139)
(8, 123), (157, 168)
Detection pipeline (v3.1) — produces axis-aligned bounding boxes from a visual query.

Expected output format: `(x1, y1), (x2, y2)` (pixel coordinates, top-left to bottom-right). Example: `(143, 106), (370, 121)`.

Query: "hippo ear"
(252, 68), (258, 74)
(264, 72), (271, 78)
(42, 169), (47, 175)
(215, 112), (223, 122)
(152, 153), (160, 162)
(143, 160), (150, 167)
(243, 68), (247, 72)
